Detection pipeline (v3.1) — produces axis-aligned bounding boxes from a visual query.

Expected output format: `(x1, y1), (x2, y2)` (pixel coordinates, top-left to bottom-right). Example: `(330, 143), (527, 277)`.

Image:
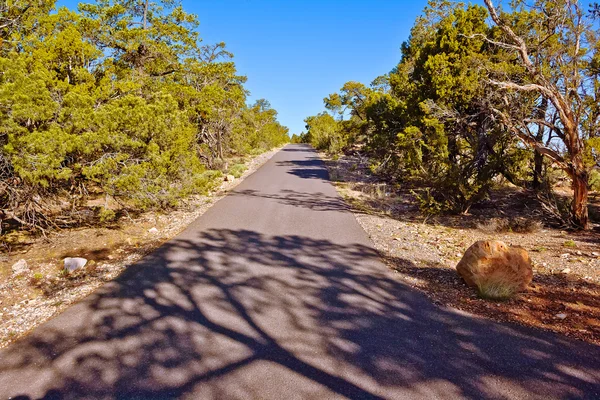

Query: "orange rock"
(456, 240), (533, 299)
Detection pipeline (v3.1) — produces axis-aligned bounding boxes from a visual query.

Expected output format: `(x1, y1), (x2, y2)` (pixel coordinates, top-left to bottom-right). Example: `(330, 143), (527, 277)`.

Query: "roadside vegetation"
(305, 0), (600, 342)
(300, 0), (600, 230)
(0, 0), (289, 244)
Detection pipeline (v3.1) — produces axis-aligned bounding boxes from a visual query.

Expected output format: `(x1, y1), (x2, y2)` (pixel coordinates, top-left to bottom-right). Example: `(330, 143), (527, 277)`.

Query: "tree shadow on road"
(231, 189), (349, 213)
(275, 158), (330, 181)
(1, 229), (600, 399)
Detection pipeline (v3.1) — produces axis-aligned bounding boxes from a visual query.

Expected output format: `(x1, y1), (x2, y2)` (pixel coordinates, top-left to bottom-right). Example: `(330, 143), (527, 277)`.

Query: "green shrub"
(98, 208), (116, 223)
(228, 164), (246, 178)
(193, 170), (223, 195)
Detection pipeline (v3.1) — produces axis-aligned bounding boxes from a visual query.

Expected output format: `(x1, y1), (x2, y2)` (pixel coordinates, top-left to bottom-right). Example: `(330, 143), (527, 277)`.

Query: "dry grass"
(476, 217), (544, 234)
(476, 273), (524, 300)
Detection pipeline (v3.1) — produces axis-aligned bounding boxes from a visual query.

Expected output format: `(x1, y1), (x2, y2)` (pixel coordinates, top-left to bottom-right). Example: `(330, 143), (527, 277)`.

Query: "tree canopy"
(0, 0), (289, 234)
(302, 0), (599, 229)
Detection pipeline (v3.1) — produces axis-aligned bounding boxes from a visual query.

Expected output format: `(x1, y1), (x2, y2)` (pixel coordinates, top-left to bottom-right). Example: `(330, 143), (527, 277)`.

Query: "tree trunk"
(143, 0), (149, 29)
(217, 130), (223, 160)
(533, 97), (548, 190)
(571, 167), (589, 229)
(564, 116), (590, 229)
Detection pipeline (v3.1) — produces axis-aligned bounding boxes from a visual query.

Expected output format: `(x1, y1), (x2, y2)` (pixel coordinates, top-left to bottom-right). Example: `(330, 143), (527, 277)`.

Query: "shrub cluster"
(0, 0), (289, 234)
(301, 0), (599, 229)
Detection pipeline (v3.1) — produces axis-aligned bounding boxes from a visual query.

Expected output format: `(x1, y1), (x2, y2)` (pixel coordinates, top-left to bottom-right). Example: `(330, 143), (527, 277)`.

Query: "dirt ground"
(323, 152), (600, 345)
(0, 148), (281, 348)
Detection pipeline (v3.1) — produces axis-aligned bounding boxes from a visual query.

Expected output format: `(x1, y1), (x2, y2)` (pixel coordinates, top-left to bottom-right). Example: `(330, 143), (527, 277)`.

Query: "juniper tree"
(481, 0), (599, 229)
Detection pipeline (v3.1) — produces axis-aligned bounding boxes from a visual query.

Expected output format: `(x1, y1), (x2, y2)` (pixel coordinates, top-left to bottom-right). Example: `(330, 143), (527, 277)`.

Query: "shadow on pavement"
(276, 158), (330, 180)
(231, 189), (349, 213)
(1, 229), (599, 399)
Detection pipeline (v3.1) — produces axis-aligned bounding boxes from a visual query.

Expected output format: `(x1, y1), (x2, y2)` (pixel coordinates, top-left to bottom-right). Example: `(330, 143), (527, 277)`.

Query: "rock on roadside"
(64, 257), (88, 272)
(456, 240), (533, 299)
(11, 259), (29, 276)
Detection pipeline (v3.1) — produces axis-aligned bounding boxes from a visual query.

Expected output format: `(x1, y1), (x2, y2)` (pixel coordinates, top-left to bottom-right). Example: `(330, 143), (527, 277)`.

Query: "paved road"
(1, 144), (599, 399)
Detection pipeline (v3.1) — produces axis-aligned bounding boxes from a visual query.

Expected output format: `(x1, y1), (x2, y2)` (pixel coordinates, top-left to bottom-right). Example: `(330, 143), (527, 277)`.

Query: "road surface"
(1, 144), (599, 399)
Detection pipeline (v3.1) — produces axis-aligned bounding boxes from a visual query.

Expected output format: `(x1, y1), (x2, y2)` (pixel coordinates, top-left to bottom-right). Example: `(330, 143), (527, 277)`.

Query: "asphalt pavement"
(1, 144), (599, 399)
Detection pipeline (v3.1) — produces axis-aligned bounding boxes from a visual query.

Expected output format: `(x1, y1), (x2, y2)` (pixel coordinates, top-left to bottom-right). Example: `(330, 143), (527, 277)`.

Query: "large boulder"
(456, 240), (532, 299)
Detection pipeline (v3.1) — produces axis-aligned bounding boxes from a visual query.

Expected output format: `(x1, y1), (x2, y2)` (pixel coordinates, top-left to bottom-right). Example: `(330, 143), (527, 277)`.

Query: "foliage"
(0, 0), (288, 235)
(303, 112), (345, 154)
(228, 163), (246, 178)
(303, 0), (599, 228)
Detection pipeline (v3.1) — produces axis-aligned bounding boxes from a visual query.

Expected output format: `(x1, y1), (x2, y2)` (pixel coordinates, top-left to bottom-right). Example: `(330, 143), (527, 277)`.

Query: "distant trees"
(303, 0), (599, 229)
(0, 0), (288, 235)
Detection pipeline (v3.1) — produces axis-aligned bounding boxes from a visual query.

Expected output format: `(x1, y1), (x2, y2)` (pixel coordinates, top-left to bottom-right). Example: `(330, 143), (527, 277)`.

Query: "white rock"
(555, 313), (568, 320)
(224, 174), (235, 182)
(576, 251), (583, 256)
(561, 268), (571, 274)
(560, 253), (570, 258)
(11, 259), (29, 275)
(148, 227), (159, 234)
(64, 257), (88, 272)
(592, 252), (599, 257)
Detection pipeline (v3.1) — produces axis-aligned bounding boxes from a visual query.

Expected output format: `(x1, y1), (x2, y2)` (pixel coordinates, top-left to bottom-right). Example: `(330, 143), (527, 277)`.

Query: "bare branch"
(483, 0), (535, 73)
(490, 106), (568, 170)
(459, 33), (520, 51)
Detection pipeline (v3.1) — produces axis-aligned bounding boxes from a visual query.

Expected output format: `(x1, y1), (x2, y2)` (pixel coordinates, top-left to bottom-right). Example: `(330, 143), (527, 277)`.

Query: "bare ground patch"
(323, 152), (600, 345)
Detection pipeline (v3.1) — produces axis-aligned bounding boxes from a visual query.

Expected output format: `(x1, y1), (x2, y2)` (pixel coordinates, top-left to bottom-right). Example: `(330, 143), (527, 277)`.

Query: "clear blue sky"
(56, 0), (430, 134)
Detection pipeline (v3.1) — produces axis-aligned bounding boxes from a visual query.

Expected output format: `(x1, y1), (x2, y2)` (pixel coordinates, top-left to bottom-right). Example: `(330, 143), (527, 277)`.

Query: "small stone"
(560, 253), (570, 258)
(224, 174), (235, 182)
(576, 251), (583, 256)
(11, 259), (29, 275)
(561, 268), (571, 274)
(555, 313), (567, 320)
(591, 252), (599, 257)
(64, 257), (88, 272)
(148, 227), (159, 234)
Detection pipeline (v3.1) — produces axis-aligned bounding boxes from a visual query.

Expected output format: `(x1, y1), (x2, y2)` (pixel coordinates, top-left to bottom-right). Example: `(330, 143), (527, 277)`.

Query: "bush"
(411, 188), (444, 216)
(193, 170), (223, 195)
(304, 113), (346, 154)
(98, 208), (116, 223)
(228, 164), (246, 178)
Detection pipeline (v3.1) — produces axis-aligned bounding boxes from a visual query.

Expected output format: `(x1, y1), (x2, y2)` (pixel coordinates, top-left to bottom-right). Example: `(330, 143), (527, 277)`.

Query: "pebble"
(556, 313), (568, 320)
(148, 227), (159, 234)
(64, 257), (88, 272)
(11, 259), (29, 276)
(561, 268), (571, 274)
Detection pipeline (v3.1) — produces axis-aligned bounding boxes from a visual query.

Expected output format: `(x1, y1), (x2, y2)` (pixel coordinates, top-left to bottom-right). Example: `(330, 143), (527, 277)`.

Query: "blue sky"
(56, 0), (430, 134)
